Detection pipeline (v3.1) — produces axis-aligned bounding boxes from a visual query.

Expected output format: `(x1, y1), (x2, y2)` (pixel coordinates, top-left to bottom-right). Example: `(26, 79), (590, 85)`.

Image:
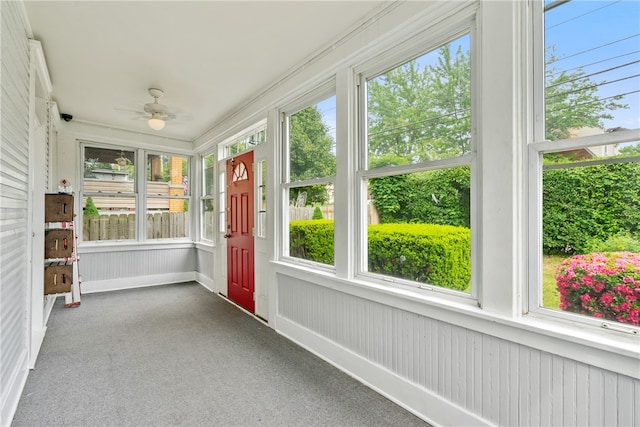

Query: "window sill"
(194, 241), (214, 252)
(79, 240), (194, 254)
(271, 261), (640, 378)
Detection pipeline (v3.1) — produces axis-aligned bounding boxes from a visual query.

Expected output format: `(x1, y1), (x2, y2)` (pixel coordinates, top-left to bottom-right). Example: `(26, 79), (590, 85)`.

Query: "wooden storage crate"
(44, 229), (73, 258)
(45, 193), (74, 222)
(44, 260), (73, 295)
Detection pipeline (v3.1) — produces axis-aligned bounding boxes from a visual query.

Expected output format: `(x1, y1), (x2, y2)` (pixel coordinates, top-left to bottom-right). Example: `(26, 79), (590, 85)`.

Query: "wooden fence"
(288, 205), (379, 223)
(83, 212), (189, 241)
(289, 206), (334, 220)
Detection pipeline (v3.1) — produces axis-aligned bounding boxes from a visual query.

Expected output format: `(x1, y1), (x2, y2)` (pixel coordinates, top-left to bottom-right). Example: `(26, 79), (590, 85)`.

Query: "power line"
(546, 0), (621, 31)
(546, 59), (640, 89)
(546, 89), (640, 115)
(547, 50), (640, 79)
(546, 74), (640, 100)
(368, 107), (470, 139)
(548, 33), (640, 65)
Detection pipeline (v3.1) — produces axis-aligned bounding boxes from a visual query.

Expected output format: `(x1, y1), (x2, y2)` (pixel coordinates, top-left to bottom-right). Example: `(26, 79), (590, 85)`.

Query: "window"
(283, 93), (337, 266)
(201, 153), (215, 242)
(256, 160), (267, 238)
(224, 127), (266, 157)
(218, 168), (226, 234)
(530, 1), (640, 327)
(146, 153), (190, 239)
(81, 143), (191, 242)
(82, 146), (137, 241)
(360, 33), (474, 295)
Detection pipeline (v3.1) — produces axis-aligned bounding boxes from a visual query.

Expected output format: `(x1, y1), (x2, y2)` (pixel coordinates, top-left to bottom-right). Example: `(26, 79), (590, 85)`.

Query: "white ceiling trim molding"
(60, 121), (193, 155)
(28, 40), (52, 96)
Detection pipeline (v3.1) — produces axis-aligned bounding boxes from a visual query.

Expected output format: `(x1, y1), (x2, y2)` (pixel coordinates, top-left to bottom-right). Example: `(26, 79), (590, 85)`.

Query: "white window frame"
(216, 121), (269, 240)
(79, 142), (192, 244)
(144, 151), (191, 241)
(354, 27), (479, 305)
(280, 81), (337, 271)
(200, 152), (216, 243)
(79, 142), (139, 243)
(255, 158), (267, 239)
(221, 121), (267, 159)
(526, 0), (640, 334)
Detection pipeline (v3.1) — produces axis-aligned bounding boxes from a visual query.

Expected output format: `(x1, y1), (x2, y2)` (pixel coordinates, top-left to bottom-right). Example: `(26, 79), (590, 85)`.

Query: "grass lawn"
(542, 254), (568, 310)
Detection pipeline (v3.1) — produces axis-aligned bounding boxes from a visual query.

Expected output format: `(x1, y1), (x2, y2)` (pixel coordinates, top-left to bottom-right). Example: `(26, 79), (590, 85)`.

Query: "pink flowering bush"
(555, 252), (640, 325)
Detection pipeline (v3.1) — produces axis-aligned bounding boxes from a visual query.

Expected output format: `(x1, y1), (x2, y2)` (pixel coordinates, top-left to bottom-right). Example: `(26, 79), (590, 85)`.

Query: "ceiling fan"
(143, 88), (174, 130)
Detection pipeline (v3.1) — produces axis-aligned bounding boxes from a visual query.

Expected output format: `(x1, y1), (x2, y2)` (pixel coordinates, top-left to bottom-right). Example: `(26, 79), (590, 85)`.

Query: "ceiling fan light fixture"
(148, 114), (165, 130)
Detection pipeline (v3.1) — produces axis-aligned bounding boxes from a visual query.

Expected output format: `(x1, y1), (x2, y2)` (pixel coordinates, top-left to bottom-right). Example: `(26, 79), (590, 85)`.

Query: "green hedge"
(289, 221), (470, 290)
(289, 220), (335, 264)
(543, 162), (640, 254)
(369, 166), (470, 228)
(368, 223), (470, 290)
(368, 161), (640, 256)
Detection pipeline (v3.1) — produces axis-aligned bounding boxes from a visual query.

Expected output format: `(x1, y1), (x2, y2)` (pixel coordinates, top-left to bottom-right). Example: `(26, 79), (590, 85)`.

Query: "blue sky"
(545, 0), (640, 131)
(315, 1), (639, 145)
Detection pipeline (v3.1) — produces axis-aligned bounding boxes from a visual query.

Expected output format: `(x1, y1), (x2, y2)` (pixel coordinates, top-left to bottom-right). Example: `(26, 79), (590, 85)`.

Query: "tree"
(619, 144), (640, 155)
(368, 44), (627, 166)
(367, 43), (471, 164)
(84, 196), (99, 217)
(289, 106), (336, 205)
(312, 206), (324, 220)
(545, 49), (627, 141)
(367, 43), (629, 225)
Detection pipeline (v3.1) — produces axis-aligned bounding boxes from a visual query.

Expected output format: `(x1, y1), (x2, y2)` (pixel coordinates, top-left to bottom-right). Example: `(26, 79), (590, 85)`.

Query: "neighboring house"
(559, 127), (620, 159)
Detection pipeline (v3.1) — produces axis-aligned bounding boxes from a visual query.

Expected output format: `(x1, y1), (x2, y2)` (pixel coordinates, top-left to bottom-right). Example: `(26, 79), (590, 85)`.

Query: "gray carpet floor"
(12, 282), (429, 427)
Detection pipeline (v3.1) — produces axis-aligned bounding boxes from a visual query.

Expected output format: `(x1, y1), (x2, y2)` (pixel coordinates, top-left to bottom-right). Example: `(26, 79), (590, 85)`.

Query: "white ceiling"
(24, 1), (387, 141)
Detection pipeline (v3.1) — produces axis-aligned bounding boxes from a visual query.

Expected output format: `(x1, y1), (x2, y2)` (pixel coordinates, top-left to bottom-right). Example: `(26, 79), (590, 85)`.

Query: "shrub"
(84, 196), (99, 217)
(289, 221), (471, 291)
(555, 252), (640, 325)
(369, 167), (470, 227)
(543, 162), (640, 255)
(289, 220), (334, 264)
(368, 160), (640, 255)
(368, 223), (470, 290)
(584, 232), (640, 254)
(312, 206), (324, 220)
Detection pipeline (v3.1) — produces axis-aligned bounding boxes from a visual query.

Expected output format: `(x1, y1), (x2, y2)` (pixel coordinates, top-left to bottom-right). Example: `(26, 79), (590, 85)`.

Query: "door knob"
(223, 234), (231, 238)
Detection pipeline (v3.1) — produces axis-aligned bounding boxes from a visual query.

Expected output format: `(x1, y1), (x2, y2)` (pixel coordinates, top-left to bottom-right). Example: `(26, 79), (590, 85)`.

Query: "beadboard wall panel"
(0, 1), (31, 424)
(79, 247), (197, 292)
(195, 247), (214, 290)
(277, 275), (639, 426)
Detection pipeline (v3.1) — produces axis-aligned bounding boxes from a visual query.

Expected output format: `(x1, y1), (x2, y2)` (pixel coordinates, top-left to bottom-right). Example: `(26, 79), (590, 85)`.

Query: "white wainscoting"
(79, 247), (197, 293)
(276, 274), (640, 426)
(195, 245), (214, 291)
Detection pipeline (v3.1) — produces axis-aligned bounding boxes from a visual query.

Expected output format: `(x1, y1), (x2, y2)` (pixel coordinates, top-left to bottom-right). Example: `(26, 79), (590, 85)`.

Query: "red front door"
(226, 151), (254, 313)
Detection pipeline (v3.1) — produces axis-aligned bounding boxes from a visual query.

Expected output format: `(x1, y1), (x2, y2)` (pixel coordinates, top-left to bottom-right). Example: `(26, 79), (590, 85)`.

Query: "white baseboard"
(195, 272), (215, 292)
(82, 272), (196, 294)
(28, 326), (47, 369)
(276, 316), (490, 427)
(1, 349), (29, 427)
(43, 295), (56, 325)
